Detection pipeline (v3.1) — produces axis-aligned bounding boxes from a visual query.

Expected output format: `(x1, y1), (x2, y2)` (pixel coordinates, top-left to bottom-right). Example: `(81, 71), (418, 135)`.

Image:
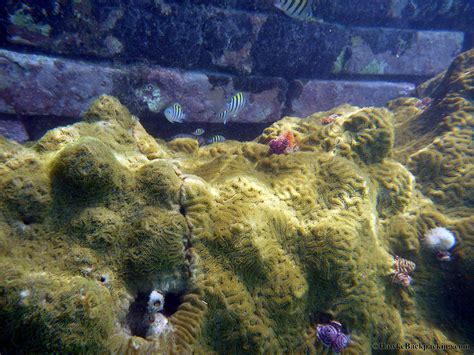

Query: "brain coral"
(0, 50), (473, 353)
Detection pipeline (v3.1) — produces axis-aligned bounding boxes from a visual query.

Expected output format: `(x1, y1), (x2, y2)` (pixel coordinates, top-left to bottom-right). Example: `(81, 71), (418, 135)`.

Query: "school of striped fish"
(162, 0), (317, 140)
(161, 1), (317, 129)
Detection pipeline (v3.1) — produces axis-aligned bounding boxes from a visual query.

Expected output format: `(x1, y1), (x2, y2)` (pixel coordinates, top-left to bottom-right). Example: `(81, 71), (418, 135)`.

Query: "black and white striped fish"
(274, 0), (314, 21)
(164, 103), (185, 123)
(219, 92), (246, 124)
(208, 135), (226, 144)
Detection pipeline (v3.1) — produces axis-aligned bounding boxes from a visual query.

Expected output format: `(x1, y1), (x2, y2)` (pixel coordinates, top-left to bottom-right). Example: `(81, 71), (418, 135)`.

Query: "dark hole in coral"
(312, 311), (350, 335)
(179, 205), (186, 216)
(21, 216), (35, 225)
(313, 311), (333, 325)
(126, 291), (150, 338)
(126, 290), (184, 338)
(162, 291), (184, 317)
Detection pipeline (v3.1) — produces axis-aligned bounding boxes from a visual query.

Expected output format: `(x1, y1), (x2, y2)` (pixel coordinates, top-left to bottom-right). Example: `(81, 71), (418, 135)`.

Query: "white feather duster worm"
(424, 227), (456, 251)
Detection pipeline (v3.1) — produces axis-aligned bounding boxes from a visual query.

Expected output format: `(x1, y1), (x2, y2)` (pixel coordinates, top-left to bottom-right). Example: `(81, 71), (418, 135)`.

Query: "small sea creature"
(170, 133), (195, 140)
(146, 313), (171, 338)
(52, 0), (61, 15)
(332, 332), (350, 353)
(18, 289), (30, 305)
(316, 323), (338, 347)
(391, 256), (415, 287)
(392, 271), (412, 287)
(164, 103), (185, 123)
(219, 92), (246, 124)
(218, 110), (228, 123)
(321, 114), (340, 125)
(268, 131), (299, 155)
(208, 135), (226, 144)
(424, 227), (456, 251)
(274, 0), (314, 21)
(393, 255), (416, 274)
(414, 97), (432, 110)
(192, 128), (205, 136)
(316, 322), (350, 353)
(436, 250), (452, 262)
(148, 290), (165, 313)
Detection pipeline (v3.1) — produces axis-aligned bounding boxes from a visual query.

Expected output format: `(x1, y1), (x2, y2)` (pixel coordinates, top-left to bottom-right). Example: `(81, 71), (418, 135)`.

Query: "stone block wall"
(0, 0), (472, 140)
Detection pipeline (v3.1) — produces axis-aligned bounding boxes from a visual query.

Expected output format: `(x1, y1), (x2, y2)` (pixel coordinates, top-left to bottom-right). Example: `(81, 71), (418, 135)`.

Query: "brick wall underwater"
(0, 0), (472, 141)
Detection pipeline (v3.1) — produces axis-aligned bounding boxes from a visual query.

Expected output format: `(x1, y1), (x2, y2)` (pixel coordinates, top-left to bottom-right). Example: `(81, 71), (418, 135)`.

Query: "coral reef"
(0, 50), (473, 353)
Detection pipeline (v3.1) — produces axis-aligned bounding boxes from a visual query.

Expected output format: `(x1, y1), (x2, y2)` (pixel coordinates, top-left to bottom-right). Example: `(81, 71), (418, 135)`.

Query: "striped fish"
(218, 110), (228, 123)
(220, 92), (246, 124)
(192, 128), (205, 136)
(164, 103), (185, 123)
(274, 0), (314, 20)
(208, 135), (226, 144)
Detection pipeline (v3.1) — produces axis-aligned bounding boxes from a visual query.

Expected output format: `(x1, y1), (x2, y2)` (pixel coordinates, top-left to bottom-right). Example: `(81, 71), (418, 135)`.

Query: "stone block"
(0, 50), (120, 118)
(0, 119), (29, 142)
(0, 49), (287, 124)
(1, 2), (464, 78)
(290, 80), (415, 117)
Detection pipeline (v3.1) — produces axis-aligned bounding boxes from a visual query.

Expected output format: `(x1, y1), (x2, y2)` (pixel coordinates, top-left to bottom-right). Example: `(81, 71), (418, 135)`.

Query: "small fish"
(218, 110), (228, 123)
(208, 135), (226, 144)
(192, 128), (205, 136)
(220, 92), (246, 124)
(52, 0), (61, 15)
(274, 0), (314, 21)
(169, 133), (196, 141)
(164, 103), (185, 123)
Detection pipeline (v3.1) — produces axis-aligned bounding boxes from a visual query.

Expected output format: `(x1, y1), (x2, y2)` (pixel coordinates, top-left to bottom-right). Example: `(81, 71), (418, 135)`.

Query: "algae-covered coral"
(0, 51), (473, 353)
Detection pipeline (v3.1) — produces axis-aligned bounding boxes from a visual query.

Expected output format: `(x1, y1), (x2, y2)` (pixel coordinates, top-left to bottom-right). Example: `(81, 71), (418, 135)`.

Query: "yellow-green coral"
(0, 50), (473, 354)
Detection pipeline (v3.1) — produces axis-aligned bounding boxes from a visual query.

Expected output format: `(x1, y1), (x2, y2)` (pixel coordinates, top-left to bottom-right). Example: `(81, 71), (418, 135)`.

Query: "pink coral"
(268, 131), (298, 155)
(268, 136), (289, 155)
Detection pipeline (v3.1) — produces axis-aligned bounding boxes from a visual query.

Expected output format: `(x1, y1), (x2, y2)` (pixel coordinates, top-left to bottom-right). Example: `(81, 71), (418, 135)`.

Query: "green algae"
(361, 58), (387, 75)
(9, 5), (52, 37)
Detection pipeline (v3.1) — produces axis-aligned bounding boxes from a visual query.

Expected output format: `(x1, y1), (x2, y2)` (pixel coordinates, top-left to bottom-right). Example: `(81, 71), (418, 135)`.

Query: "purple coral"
(317, 322), (350, 353)
(332, 332), (350, 353)
(268, 136), (289, 155)
(316, 324), (338, 347)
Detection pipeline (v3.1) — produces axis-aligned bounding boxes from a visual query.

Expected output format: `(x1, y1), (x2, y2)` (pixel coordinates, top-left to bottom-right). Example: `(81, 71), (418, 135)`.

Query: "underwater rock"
(0, 119), (29, 142)
(189, 0), (474, 32)
(341, 30), (464, 77)
(290, 79), (415, 118)
(252, 17), (463, 78)
(1, 2), (465, 78)
(0, 49), (286, 126)
(0, 50), (473, 353)
(0, 49), (120, 118)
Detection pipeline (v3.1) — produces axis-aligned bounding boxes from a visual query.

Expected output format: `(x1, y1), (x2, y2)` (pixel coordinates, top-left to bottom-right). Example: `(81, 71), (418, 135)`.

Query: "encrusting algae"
(0, 50), (473, 354)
